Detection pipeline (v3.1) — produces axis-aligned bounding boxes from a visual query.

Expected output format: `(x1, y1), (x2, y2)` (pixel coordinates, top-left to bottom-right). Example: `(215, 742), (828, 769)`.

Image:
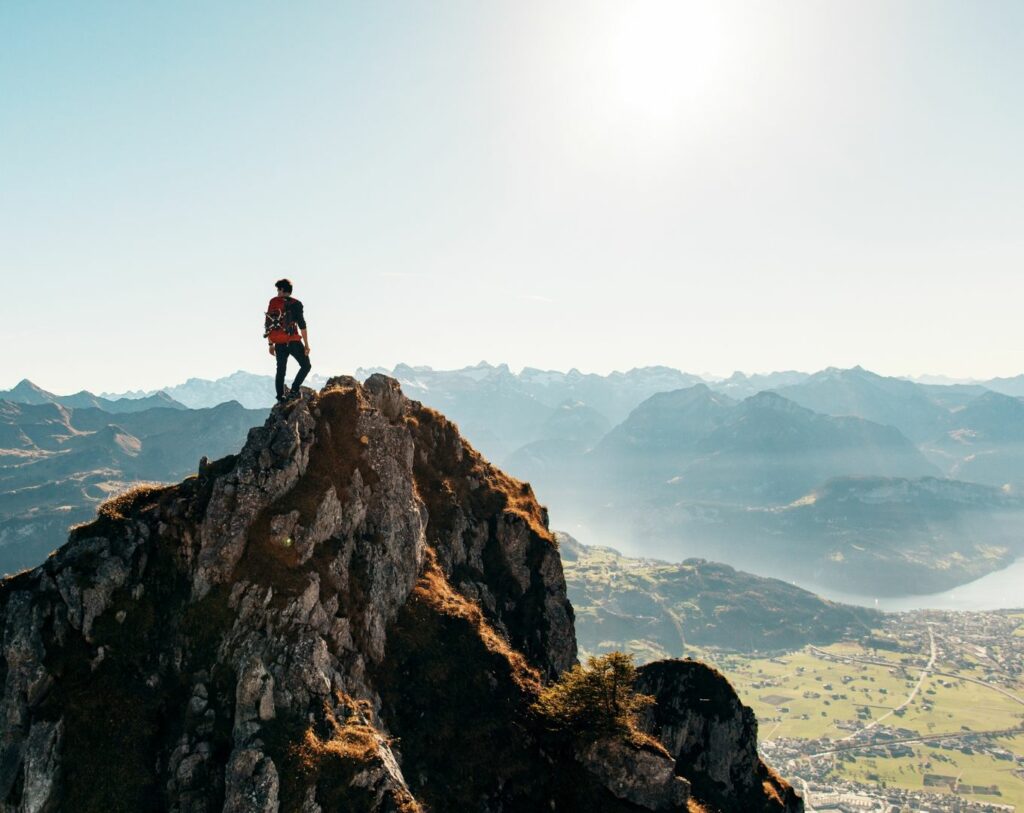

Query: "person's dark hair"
(275, 278), (293, 294)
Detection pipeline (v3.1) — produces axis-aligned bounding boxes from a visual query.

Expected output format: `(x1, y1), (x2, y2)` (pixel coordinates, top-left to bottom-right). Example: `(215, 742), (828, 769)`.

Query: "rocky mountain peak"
(0, 375), (800, 812)
(5, 380), (53, 404)
(741, 390), (804, 411)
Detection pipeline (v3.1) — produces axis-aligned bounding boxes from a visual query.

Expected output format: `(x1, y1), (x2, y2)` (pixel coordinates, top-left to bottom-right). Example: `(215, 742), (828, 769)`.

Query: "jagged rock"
(223, 748), (279, 813)
(235, 656), (276, 729)
(19, 718), (61, 813)
(576, 737), (689, 810)
(637, 659), (803, 812)
(0, 377), (799, 813)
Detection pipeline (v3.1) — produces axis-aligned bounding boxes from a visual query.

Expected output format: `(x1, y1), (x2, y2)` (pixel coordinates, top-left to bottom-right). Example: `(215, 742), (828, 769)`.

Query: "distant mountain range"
(75, 361), (1024, 461)
(0, 379), (186, 413)
(101, 370), (331, 409)
(0, 397), (266, 575)
(907, 372), (1024, 396)
(773, 366), (952, 442)
(705, 370), (811, 400)
(981, 374), (1024, 397)
(582, 386), (939, 503)
(360, 362), (706, 460)
(507, 368), (1024, 595)
(6, 363), (1024, 597)
(922, 390), (1024, 488)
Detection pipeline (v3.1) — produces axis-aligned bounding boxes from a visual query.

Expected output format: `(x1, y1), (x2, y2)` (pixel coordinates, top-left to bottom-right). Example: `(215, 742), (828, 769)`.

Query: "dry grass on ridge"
(414, 547), (542, 694)
(95, 482), (171, 521)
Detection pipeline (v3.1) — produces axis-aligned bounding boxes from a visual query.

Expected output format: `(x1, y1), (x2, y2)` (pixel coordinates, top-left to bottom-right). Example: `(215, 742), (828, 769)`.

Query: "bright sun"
(545, 0), (733, 140)
(606, 1), (729, 124)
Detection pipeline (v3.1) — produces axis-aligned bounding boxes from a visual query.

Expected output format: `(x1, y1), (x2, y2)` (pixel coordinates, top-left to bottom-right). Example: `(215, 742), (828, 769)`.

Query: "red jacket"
(265, 296), (306, 345)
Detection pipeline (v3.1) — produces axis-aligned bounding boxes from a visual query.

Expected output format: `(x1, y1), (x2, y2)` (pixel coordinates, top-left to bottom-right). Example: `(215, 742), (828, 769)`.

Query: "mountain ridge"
(0, 375), (800, 813)
(1, 380), (186, 413)
(560, 534), (880, 658)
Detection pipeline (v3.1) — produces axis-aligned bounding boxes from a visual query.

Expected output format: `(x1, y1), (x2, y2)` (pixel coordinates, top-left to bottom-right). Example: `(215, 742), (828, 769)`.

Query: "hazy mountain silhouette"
(588, 384), (736, 486)
(916, 382), (991, 410)
(706, 370), (809, 399)
(924, 390), (1024, 489)
(771, 366), (951, 442)
(982, 373), (1024, 397)
(102, 370), (329, 409)
(1, 379), (185, 413)
(502, 383), (1021, 595)
(678, 391), (939, 505)
(0, 399), (266, 575)
(514, 364), (705, 422)
(537, 399), (611, 445)
(511, 387), (938, 510)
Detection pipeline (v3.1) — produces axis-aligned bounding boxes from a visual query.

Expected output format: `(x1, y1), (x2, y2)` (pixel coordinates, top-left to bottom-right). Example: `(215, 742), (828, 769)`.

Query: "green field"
(839, 742), (1024, 809)
(693, 636), (1024, 810)
(566, 539), (1024, 806)
(701, 646), (925, 740)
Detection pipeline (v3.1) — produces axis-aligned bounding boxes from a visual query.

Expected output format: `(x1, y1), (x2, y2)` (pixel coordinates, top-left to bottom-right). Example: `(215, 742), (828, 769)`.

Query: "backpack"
(263, 296), (297, 340)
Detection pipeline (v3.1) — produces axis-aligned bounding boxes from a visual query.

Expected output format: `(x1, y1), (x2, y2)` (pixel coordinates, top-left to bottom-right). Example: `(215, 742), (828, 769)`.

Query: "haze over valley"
(5, 363), (1024, 603)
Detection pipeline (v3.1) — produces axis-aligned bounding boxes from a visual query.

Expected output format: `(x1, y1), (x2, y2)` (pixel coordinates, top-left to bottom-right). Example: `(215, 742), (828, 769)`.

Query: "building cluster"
(759, 608), (1024, 813)
(793, 778), (1016, 813)
(866, 610), (1023, 687)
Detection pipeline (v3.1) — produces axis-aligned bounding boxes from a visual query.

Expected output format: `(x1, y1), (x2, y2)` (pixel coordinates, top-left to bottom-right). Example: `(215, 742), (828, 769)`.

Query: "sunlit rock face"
(0, 375), (799, 813)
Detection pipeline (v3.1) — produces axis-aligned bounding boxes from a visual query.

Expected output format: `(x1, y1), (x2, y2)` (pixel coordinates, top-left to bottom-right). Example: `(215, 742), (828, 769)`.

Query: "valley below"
(724, 612), (1024, 813)
(564, 537), (1024, 811)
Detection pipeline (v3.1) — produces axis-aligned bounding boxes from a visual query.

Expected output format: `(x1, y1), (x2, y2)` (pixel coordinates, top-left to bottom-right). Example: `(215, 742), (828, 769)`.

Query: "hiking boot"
(285, 389), (302, 402)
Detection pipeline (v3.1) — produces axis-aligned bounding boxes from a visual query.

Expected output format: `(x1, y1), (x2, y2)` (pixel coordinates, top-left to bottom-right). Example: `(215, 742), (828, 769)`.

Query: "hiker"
(265, 278), (312, 403)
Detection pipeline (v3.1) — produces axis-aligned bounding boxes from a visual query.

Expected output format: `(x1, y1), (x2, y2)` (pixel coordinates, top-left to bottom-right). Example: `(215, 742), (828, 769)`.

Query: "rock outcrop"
(637, 660), (802, 812)
(0, 375), (800, 812)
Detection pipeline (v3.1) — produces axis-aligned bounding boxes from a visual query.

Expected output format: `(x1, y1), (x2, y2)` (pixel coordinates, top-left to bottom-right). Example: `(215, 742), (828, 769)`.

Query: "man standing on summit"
(265, 278), (312, 403)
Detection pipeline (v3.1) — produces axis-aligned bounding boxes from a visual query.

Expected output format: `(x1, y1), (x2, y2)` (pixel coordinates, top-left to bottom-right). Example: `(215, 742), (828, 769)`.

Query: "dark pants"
(275, 341), (311, 397)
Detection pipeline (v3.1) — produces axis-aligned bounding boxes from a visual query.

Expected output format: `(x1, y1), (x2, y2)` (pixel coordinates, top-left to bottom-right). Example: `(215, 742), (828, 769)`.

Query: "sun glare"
(605, 1), (729, 125)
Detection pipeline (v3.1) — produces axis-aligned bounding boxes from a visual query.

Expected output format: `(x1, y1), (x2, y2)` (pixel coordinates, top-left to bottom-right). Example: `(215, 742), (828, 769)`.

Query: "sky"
(2, 0), (1022, 393)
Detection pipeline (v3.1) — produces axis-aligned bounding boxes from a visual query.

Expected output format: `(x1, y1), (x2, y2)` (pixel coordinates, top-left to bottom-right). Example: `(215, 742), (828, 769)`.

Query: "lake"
(797, 557), (1024, 612)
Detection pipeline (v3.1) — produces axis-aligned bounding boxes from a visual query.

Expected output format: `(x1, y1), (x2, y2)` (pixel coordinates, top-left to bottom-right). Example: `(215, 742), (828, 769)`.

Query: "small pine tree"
(532, 652), (654, 737)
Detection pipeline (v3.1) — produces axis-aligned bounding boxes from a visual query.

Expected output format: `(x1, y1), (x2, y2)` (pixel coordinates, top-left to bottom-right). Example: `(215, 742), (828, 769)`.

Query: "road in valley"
(831, 627), (936, 743)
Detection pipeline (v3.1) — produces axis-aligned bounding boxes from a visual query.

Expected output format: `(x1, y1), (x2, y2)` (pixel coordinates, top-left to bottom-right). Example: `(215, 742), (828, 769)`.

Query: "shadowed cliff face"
(637, 661), (801, 813)
(0, 375), (800, 813)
